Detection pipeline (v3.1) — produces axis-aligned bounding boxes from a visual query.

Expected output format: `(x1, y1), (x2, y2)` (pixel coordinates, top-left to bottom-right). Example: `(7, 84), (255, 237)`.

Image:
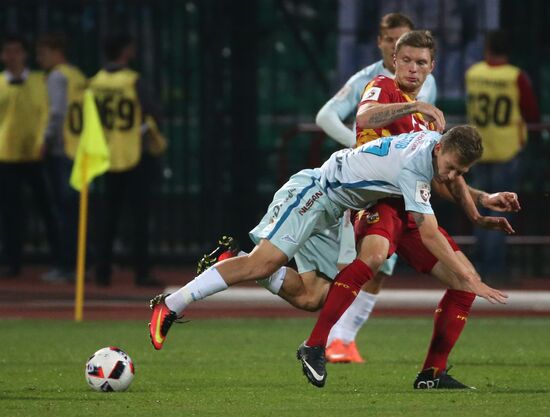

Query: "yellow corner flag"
(70, 90), (109, 190)
(71, 90), (109, 322)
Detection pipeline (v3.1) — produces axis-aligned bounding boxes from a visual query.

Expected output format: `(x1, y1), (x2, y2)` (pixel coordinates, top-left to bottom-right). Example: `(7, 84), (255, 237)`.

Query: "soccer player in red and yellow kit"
(326, 32), (445, 363)
(325, 41), (443, 363)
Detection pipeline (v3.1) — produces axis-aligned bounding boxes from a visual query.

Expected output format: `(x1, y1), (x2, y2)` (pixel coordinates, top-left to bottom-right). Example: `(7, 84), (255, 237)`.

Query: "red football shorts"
(353, 198), (460, 274)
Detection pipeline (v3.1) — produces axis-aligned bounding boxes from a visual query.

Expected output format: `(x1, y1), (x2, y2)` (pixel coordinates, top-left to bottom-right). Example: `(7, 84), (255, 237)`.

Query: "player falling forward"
(149, 126), (514, 390)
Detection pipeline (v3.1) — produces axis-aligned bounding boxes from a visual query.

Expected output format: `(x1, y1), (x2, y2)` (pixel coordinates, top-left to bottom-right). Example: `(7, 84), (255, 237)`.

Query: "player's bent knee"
(301, 279), (329, 311)
(282, 284), (325, 312)
(280, 290), (322, 312)
(300, 293), (325, 312)
(363, 253), (386, 274)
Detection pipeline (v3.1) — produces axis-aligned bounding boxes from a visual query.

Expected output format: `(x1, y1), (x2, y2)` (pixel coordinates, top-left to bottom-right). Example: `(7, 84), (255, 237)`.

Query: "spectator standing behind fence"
(465, 30), (540, 282)
(90, 33), (164, 287)
(0, 34), (61, 278)
(36, 32), (87, 283)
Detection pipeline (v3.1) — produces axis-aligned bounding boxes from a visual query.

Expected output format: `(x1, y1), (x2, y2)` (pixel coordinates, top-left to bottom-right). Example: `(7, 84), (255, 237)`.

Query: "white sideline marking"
(165, 287), (550, 311)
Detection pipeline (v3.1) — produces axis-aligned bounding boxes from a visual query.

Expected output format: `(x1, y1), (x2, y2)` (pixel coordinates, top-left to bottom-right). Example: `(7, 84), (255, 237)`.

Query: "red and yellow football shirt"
(355, 75), (435, 146)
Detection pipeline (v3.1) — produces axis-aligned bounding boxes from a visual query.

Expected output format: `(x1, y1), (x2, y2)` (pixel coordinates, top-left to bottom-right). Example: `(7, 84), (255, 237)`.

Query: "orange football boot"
(325, 339), (365, 363)
(148, 294), (182, 350)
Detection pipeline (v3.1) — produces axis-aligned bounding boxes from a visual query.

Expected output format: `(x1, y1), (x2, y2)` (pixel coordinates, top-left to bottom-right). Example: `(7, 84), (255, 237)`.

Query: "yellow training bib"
(0, 71), (48, 162)
(466, 62), (527, 162)
(55, 63), (87, 159)
(89, 68), (142, 171)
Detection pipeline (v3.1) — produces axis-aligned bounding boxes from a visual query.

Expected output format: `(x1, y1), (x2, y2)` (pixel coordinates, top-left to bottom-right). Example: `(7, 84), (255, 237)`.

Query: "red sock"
(422, 289), (476, 374)
(306, 259), (373, 347)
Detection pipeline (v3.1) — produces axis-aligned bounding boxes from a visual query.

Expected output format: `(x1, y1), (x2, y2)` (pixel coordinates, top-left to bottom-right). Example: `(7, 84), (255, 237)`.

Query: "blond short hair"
(441, 125), (483, 165)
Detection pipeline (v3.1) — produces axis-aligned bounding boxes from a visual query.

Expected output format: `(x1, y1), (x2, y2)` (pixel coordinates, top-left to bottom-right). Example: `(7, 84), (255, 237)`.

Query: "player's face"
(394, 46), (434, 95)
(1, 42), (27, 70)
(433, 144), (471, 182)
(378, 26), (410, 71)
(36, 46), (55, 70)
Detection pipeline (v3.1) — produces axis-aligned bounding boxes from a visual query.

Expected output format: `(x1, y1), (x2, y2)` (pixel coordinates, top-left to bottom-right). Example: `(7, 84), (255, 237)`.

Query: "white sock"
(256, 267), (287, 294)
(212, 247), (287, 295)
(327, 290), (378, 345)
(215, 246), (287, 294)
(165, 267), (229, 315)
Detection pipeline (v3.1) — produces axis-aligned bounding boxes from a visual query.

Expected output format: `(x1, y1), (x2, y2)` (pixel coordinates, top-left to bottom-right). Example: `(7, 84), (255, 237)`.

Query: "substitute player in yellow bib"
(466, 30), (539, 281)
(90, 33), (164, 287)
(37, 32), (87, 283)
(0, 34), (60, 278)
(90, 65), (142, 171)
(0, 45), (47, 161)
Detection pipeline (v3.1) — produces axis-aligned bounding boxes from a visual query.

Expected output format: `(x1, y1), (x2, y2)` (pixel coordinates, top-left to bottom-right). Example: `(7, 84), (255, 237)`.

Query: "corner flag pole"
(71, 89), (109, 322)
(74, 153), (89, 322)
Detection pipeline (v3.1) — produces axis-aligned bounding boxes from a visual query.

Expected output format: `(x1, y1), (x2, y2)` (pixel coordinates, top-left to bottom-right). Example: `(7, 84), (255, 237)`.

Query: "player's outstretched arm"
(474, 190), (521, 212)
(412, 211), (508, 304)
(444, 177), (516, 234)
(464, 183), (521, 212)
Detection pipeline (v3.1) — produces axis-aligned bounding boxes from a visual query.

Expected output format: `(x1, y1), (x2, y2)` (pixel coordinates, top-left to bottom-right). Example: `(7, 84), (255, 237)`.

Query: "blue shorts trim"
(267, 178), (317, 240)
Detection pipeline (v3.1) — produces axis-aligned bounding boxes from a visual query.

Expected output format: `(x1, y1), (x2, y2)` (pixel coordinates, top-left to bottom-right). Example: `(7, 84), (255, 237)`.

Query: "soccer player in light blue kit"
(316, 13), (437, 363)
(150, 127), (512, 390)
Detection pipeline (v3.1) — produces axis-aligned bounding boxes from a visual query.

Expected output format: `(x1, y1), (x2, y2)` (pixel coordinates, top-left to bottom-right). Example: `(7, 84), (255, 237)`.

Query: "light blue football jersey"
(327, 60), (437, 122)
(315, 130), (441, 214)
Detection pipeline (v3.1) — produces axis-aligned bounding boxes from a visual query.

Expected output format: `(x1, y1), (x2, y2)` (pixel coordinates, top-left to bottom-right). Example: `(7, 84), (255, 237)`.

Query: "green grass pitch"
(2, 317), (550, 417)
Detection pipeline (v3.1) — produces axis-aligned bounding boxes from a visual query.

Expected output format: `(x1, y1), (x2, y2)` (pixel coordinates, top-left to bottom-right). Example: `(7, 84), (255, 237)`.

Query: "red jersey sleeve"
(517, 71), (540, 124)
(359, 76), (398, 107)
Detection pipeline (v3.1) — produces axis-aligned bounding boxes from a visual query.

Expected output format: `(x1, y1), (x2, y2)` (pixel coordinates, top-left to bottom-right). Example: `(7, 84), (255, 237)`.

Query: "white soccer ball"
(85, 347), (135, 392)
